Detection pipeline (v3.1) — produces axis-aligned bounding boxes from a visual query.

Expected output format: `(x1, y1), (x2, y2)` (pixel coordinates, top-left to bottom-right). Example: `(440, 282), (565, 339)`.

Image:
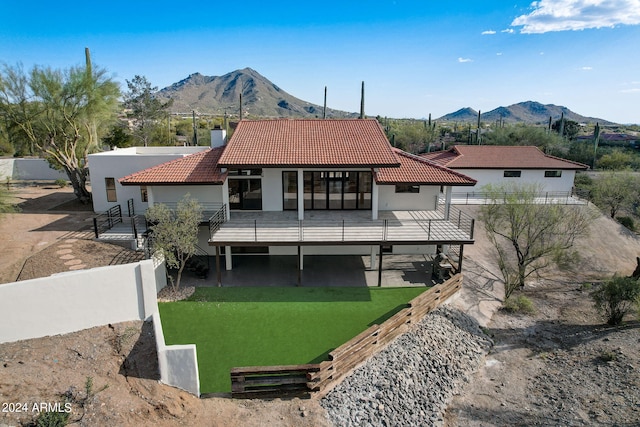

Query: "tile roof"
(218, 119), (400, 168)
(421, 145), (589, 170)
(119, 147), (227, 185)
(375, 148), (476, 186)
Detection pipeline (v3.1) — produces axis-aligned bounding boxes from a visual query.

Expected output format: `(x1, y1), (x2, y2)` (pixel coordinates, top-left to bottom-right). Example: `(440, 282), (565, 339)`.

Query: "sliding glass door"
(301, 171), (371, 210)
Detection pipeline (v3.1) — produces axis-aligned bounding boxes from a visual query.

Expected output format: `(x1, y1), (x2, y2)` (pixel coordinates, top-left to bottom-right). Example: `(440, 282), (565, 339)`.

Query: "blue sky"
(2, 0), (640, 123)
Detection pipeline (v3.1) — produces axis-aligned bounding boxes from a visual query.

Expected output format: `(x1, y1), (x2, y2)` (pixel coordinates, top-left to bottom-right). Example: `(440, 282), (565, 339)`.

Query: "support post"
(371, 178), (379, 220)
(297, 246), (301, 287)
(225, 246), (232, 270)
(297, 169), (304, 220)
(377, 245), (383, 287)
(458, 244), (464, 273)
(215, 246), (221, 287)
(370, 246), (376, 270)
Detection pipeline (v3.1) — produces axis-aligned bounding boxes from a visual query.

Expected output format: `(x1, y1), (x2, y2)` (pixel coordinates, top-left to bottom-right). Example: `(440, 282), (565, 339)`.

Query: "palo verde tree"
(480, 183), (596, 300)
(591, 171), (640, 218)
(0, 59), (120, 203)
(123, 75), (173, 147)
(145, 194), (203, 293)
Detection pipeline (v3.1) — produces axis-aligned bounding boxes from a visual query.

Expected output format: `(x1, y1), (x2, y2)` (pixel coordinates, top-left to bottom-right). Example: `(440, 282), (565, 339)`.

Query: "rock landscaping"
(321, 306), (493, 426)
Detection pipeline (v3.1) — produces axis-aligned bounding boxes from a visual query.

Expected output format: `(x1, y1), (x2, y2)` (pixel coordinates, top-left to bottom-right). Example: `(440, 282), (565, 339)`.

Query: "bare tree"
(480, 183), (596, 300)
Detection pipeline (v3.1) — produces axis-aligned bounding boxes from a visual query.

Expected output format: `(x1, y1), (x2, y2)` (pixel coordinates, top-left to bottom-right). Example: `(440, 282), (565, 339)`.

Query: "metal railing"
(209, 216), (475, 244)
(208, 204), (227, 237)
(445, 190), (587, 205)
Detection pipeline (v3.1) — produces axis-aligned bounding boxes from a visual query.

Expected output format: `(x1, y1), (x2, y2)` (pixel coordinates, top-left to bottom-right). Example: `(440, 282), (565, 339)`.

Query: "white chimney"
(211, 126), (227, 148)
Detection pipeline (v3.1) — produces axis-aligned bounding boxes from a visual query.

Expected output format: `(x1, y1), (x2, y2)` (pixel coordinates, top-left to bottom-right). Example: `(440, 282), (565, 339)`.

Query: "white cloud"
(511, 0), (640, 34)
(458, 57), (473, 63)
(621, 88), (640, 93)
(496, 52), (504, 55)
(502, 28), (515, 33)
(581, 66), (593, 70)
(482, 30), (497, 35)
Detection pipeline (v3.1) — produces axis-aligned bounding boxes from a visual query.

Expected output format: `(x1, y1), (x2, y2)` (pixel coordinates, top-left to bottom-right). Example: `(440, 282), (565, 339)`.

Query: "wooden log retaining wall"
(230, 274), (463, 399)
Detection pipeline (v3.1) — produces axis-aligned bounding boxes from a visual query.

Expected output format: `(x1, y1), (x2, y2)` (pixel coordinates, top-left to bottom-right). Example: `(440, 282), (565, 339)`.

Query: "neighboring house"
(94, 119), (477, 284)
(421, 145), (588, 195)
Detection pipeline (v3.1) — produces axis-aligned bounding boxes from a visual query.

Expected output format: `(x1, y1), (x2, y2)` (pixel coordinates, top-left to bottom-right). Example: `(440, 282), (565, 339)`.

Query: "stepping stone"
(68, 264), (86, 271)
(57, 244), (73, 248)
(64, 239), (78, 243)
(60, 254), (75, 260)
(56, 249), (73, 255)
(64, 259), (82, 266)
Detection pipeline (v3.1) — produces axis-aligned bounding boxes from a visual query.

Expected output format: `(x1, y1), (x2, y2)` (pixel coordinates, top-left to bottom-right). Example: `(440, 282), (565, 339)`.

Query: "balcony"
(208, 206), (474, 247)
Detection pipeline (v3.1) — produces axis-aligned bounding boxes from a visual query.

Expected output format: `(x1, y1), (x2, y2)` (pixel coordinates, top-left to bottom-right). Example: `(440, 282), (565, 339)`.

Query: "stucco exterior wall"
(0, 158), (68, 181)
(88, 147), (209, 213)
(453, 169), (578, 194)
(150, 185), (223, 206)
(377, 185), (439, 211)
(0, 257), (166, 344)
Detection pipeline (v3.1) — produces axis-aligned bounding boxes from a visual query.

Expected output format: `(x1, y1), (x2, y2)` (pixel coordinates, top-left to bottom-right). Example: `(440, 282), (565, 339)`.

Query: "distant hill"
(437, 101), (616, 125)
(156, 68), (357, 118)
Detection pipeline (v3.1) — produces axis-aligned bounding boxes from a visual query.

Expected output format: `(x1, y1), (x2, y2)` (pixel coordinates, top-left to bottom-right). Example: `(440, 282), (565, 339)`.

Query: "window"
(282, 171), (297, 210)
(105, 177), (117, 202)
(503, 170), (522, 178)
(395, 184), (420, 193)
(545, 170), (562, 178)
(302, 171), (372, 210)
(228, 178), (262, 210)
(227, 169), (262, 176)
(140, 186), (148, 202)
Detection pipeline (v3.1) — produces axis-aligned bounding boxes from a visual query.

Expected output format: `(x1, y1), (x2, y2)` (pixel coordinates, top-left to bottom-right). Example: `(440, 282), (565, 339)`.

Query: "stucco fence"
(0, 158), (68, 181)
(0, 254), (200, 396)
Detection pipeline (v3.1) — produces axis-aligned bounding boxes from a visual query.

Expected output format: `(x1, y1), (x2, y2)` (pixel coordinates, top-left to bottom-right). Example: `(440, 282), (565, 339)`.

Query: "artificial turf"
(158, 286), (427, 393)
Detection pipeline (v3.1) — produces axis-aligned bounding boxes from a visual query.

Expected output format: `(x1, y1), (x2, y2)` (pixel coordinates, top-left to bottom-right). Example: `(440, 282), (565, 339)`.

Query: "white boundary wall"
(152, 312), (200, 396)
(0, 254), (201, 396)
(0, 256), (167, 343)
(0, 158), (68, 181)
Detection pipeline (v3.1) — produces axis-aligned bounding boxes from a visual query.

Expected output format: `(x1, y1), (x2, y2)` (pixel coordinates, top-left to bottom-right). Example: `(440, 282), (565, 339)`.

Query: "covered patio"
(208, 207), (473, 287)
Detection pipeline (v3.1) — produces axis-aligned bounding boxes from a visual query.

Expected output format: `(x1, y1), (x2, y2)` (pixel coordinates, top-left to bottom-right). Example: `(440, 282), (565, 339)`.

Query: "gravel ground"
(321, 306), (494, 426)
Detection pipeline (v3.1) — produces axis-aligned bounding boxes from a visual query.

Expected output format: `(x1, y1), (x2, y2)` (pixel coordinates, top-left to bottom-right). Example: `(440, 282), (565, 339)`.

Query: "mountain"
(437, 101), (616, 125)
(156, 68), (357, 118)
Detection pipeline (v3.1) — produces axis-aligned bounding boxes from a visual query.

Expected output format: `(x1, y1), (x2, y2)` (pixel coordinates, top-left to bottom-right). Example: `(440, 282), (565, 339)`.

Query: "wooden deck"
(209, 210), (474, 246)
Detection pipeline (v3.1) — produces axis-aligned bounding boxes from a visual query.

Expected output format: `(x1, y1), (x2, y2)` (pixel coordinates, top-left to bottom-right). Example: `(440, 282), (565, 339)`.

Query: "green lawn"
(158, 286), (427, 393)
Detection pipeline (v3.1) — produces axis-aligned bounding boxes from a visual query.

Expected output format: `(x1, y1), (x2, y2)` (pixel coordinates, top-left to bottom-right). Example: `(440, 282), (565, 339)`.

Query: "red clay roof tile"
(376, 149), (476, 185)
(119, 147), (227, 185)
(421, 145), (589, 170)
(218, 119), (400, 168)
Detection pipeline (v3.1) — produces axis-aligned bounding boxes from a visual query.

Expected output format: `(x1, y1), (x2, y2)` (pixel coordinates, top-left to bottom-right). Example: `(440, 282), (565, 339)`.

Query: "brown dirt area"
(2, 185), (640, 426)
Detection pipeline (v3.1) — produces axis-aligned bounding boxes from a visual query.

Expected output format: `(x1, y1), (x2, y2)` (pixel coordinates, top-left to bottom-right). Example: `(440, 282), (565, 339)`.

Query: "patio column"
(297, 169), (304, 220)
(147, 187), (155, 207)
(225, 246), (232, 270)
(369, 246), (377, 270)
(299, 246), (304, 270)
(377, 245), (383, 287)
(222, 179), (230, 219)
(371, 178), (379, 220)
(215, 246), (222, 287)
(444, 186), (452, 220)
(297, 246), (302, 286)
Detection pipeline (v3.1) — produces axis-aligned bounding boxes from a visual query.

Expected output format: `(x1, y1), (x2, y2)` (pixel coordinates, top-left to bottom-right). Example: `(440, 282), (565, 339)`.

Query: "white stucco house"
(421, 145), (589, 197)
(90, 119), (478, 285)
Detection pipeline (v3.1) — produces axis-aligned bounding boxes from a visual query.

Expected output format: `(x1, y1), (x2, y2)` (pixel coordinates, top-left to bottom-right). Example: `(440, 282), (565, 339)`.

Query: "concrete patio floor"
(180, 254), (441, 288)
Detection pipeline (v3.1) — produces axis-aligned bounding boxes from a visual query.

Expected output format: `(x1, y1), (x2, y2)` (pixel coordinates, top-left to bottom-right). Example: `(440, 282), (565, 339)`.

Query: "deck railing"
(445, 190), (588, 205)
(208, 204), (227, 237)
(209, 215), (474, 244)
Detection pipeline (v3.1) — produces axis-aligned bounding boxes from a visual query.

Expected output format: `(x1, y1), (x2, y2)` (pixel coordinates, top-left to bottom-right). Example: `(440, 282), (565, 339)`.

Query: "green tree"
(480, 183), (595, 300)
(591, 171), (640, 218)
(597, 150), (634, 170)
(591, 276), (640, 325)
(123, 75), (173, 147)
(552, 118), (580, 140)
(483, 124), (563, 153)
(145, 195), (203, 292)
(0, 61), (119, 203)
(103, 122), (133, 149)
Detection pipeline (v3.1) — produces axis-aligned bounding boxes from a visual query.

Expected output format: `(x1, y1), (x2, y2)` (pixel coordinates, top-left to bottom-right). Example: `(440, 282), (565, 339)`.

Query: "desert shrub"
(616, 216), (635, 231)
(34, 409), (69, 427)
(54, 178), (68, 188)
(503, 295), (535, 314)
(591, 276), (640, 325)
